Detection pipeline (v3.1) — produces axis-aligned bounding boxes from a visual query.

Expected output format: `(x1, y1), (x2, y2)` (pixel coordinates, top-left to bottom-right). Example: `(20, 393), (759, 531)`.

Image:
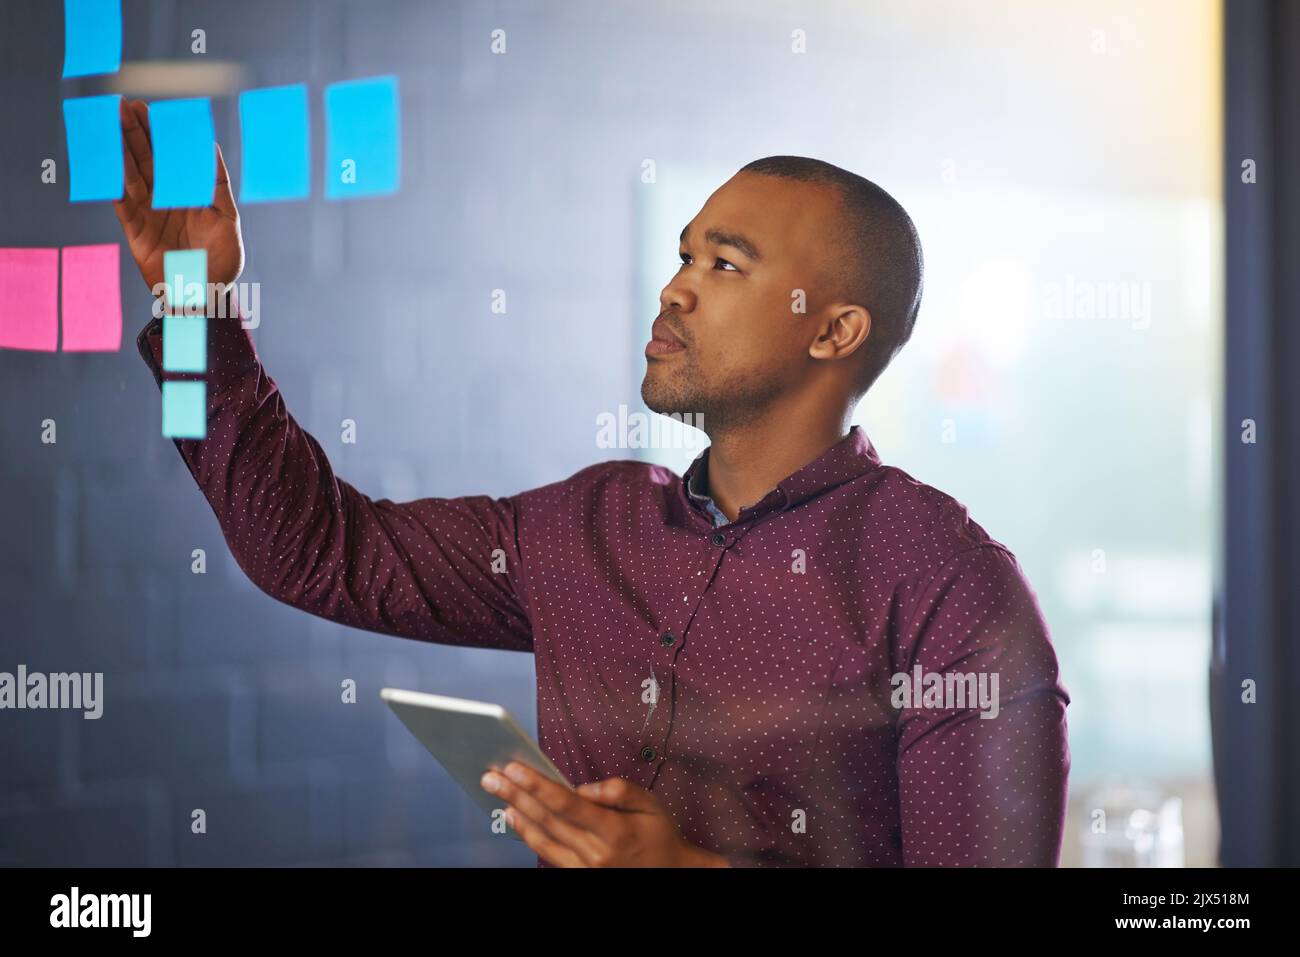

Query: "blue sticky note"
(63, 0), (122, 78)
(239, 84), (310, 203)
(324, 75), (400, 200)
(162, 380), (206, 439)
(63, 95), (123, 202)
(162, 315), (207, 372)
(150, 99), (216, 209)
(162, 249), (207, 315)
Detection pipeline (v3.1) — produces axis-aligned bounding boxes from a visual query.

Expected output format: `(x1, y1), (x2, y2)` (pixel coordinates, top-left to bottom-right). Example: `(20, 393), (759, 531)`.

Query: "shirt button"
(711, 531), (726, 546)
(640, 746), (657, 762)
(660, 631), (677, 647)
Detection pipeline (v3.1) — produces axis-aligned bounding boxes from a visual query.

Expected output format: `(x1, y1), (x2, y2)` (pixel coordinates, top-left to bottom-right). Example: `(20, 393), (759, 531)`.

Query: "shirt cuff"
(136, 287), (261, 395)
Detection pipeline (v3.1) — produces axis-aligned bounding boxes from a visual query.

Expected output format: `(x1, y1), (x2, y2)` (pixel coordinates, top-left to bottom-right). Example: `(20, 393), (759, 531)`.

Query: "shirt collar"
(679, 425), (882, 525)
(684, 460), (729, 527)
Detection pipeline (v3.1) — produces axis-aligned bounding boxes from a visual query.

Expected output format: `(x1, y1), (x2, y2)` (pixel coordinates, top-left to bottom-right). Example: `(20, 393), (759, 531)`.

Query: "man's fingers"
(483, 766), (614, 864)
(215, 142), (230, 186)
(111, 192), (148, 244)
(114, 141), (160, 248)
(575, 777), (656, 813)
(504, 765), (615, 833)
(212, 143), (238, 219)
(124, 99), (154, 189)
(111, 197), (135, 236)
(120, 97), (154, 191)
(496, 776), (606, 858)
(121, 137), (150, 207)
(505, 810), (585, 868)
(130, 99), (152, 143)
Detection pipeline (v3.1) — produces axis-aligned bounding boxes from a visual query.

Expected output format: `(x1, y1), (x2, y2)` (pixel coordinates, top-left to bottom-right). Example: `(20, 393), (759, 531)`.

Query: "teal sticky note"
(162, 380), (206, 439)
(239, 84), (310, 203)
(162, 315), (207, 372)
(63, 95), (124, 202)
(63, 0), (122, 78)
(150, 98), (216, 208)
(163, 248), (207, 315)
(324, 75), (400, 200)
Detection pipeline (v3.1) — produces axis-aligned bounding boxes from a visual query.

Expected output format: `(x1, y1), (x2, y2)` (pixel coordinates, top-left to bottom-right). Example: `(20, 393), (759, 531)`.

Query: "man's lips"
(646, 318), (687, 357)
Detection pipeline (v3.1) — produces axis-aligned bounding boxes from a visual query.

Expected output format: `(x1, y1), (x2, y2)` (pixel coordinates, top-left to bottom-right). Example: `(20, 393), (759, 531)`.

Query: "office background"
(2, 0), (1293, 866)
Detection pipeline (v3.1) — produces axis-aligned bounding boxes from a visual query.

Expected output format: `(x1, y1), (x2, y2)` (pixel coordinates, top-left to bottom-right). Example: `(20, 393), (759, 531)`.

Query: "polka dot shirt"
(139, 306), (1072, 867)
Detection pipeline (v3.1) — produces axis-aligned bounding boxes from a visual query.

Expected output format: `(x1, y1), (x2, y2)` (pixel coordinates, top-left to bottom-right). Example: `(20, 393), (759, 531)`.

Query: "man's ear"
(809, 303), (871, 361)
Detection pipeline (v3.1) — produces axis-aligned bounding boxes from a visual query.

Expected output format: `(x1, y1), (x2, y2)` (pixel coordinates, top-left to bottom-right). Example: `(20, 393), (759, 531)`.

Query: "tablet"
(380, 688), (574, 841)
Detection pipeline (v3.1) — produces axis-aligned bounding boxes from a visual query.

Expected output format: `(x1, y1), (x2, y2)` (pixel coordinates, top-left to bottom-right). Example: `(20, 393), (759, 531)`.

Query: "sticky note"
(150, 99), (216, 209)
(162, 315), (207, 372)
(239, 84), (310, 203)
(0, 249), (60, 352)
(63, 0), (122, 78)
(162, 248), (207, 315)
(60, 244), (122, 351)
(63, 95), (124, 202)
(324, 75), (400, 200)
(162, 380), (206, 439)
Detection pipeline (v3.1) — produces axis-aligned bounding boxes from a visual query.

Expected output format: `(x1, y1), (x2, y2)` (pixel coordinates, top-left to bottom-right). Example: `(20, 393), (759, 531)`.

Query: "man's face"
(641, 171), (847, 430)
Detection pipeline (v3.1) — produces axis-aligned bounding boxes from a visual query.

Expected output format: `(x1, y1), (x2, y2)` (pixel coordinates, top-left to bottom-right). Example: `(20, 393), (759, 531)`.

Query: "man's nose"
(659, 276), (696, 314)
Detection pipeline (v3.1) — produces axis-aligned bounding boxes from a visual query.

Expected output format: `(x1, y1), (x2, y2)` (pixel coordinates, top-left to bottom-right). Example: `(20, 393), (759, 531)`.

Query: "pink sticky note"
(60, 243), (122, 352)
(0, 248), (59, 352)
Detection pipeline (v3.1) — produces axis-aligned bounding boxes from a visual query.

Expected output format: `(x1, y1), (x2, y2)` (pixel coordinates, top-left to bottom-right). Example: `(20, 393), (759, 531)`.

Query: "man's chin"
(640, 380), (689, 419)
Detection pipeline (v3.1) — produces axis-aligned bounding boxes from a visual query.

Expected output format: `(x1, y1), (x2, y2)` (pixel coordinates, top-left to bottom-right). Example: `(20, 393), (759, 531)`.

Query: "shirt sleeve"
(137, 292), (534, 652)
(893, 544), (1070, 866)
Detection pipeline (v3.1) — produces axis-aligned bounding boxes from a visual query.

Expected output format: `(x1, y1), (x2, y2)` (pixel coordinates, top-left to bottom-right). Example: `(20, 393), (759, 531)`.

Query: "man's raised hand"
(111, 97), (244, 296)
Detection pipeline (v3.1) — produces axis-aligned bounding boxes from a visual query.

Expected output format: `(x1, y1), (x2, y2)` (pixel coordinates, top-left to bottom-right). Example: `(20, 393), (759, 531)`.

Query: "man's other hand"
(480, 763), (731, 868)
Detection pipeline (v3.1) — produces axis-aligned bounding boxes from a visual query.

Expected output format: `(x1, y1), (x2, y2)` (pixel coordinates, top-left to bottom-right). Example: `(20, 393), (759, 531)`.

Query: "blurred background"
(1, 0), (1294, 867)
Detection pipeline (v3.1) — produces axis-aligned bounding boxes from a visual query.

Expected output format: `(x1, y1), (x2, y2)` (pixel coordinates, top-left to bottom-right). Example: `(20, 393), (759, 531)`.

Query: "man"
(113, 97), (1070, 867)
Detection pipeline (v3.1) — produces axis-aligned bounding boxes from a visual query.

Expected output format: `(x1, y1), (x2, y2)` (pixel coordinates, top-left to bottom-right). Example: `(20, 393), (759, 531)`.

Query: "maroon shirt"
(138, 299), (1071, 867)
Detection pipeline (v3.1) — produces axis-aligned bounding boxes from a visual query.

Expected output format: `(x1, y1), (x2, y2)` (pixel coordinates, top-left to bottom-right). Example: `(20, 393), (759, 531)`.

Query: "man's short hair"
(738, 156), (924, 396)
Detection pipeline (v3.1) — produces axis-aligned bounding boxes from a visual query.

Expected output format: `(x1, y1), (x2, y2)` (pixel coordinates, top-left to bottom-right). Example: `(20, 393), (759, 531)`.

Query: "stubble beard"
(641, 356), (784, 434)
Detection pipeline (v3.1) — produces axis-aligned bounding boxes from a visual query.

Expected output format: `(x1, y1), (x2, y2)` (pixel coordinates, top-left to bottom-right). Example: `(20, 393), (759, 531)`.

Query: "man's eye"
(677, 252), (738, 272)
